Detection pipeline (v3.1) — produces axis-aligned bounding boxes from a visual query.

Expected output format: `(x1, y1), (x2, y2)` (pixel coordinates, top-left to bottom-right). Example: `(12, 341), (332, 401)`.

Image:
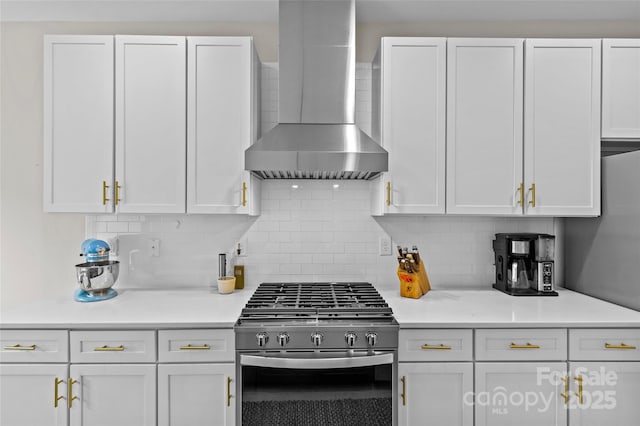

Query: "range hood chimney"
(244, 0), (388, 180)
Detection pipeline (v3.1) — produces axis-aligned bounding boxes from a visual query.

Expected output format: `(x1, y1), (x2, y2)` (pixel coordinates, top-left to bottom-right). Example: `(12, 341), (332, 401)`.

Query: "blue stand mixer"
(75, 239), (119, 302)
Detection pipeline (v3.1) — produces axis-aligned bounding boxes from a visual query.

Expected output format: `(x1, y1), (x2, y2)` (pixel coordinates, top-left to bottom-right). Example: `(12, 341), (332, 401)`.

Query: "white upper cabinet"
(115, 36), (187, 214)
(371, 37), (446, 215)
(446, 38), (524, 215)
(187, 37), (261, 215)
(602, 39), (640, 139)
(43, 35), (114, 213)
(524, 39), (601, 216)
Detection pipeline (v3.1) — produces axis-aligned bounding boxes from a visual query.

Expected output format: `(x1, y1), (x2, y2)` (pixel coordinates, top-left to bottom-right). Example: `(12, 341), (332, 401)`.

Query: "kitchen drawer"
(475, 329), (567, 361)
(158, 329), (234, 362)
(399, 329), (472, 361)
(0, 330), (68, 363)
(70, 330), (156, 363)
(569, 329), (640, 361)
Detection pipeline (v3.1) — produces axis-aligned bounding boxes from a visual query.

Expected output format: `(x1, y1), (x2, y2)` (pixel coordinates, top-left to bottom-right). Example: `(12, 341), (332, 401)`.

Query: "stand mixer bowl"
(75, 260), (120, 295)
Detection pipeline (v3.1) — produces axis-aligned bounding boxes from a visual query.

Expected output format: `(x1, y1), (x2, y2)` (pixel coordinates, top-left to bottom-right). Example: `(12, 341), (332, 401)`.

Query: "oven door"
(238, 350), (397, 426)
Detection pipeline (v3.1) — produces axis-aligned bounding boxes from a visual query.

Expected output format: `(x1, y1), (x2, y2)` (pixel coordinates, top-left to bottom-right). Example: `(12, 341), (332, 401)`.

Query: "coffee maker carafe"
(492, 233), (558, 296)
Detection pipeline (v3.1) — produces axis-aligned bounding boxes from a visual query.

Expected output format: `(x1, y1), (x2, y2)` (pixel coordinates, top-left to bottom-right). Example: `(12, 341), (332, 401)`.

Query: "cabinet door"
(0, 364), (68, 426)
(447, 38), (524, 215)
(569, 362), (640, 426)
(475, 362), (567, 426)
(602, 39), (640, 139)
(43, 35), (114, 213)
(524, 39), (601, 216)
(398, 362), (473, 426)
(158, 363), (235, 426)
(378, 37), (446, 214)
(187, 37), (258, 214)
(115, 35), (186, 213)
(69, 364), (156, 426)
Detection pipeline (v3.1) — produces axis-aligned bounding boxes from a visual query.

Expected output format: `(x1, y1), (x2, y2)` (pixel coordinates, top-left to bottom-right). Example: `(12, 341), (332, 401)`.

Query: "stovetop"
(235, 282), (398, 351)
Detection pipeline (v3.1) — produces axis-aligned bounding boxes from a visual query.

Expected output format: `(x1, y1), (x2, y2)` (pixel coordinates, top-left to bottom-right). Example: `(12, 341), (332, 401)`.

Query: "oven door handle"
(240, 352), (394, 369)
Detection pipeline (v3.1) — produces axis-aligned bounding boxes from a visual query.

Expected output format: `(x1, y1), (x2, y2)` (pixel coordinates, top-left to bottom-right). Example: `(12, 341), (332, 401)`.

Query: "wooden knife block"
(398, 260), (431, 299)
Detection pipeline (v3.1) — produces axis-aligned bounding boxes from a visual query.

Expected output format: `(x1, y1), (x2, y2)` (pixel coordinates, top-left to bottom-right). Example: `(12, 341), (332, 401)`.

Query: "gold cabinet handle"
(400, 375), (407, 406)
(226, 376), (232, 407)
(54, 377), (64, 408)
(179, 344), (210, 351)
(102, 181), (110, 205)
(421, 344), (452, 350)
(68, 378), (78, 409)
(386, 182), (391, 206)
(517, 182), (524, 206)
(242, 182), (247, 207)
(115, 181), (121, 205)
(560, 376), (569, 405)
(509, 342), (541, 349)
(93, 345), (124, 352)
(605, 342), (637, 350)
(528, 183), (536, 208)
(3, 344), (36, 351)
(574, 375), (584, 405)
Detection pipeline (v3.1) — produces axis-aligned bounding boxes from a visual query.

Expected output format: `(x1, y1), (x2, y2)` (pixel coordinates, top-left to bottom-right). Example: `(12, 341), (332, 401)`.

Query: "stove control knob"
(256, 332), (269, 347)
(311, 332), (323, 347)
(345, 332), (357, 347)
(365, 332), (377, 347)
(277, 332), (290, 347)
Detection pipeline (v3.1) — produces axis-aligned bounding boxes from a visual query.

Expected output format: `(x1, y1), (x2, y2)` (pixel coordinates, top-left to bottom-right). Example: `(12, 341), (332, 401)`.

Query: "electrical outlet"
(147, 239), (160, 257)
(236, 237), (248, 257)
(379, 236), (392, 256)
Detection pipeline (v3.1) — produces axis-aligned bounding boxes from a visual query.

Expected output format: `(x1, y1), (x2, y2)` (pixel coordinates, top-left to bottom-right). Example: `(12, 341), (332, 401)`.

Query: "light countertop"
(380, 288), (640, 328)
(1, 287), (639, 329)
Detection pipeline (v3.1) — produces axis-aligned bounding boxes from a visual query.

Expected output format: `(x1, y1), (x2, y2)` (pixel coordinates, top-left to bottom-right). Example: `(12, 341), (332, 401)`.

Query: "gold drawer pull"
(242, 182), (247, 207)
(226, 376), (232, 407)
(4, 344), (36, 351)
(509, 342), (541, 349)
(94, 345), (124, 352)
(605, 342), (637, 350)
(574, 375), (584, 405)
(179, 344), (210, 351)
(560, 376), (569, 405)
(421, 343), (452, 350)
(54, 377), (64, 408)
(68, 378), (78, 409)
(400, 376), (407, 406)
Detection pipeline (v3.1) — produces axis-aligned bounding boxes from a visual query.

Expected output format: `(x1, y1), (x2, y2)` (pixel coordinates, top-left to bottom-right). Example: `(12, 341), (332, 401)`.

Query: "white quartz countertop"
(380, 288), (640, 328)
(1, 287), (639, 329)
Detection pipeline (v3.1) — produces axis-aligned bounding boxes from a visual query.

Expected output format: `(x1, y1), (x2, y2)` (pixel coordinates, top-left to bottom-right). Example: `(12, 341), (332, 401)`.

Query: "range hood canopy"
(244, 0), (388, 180)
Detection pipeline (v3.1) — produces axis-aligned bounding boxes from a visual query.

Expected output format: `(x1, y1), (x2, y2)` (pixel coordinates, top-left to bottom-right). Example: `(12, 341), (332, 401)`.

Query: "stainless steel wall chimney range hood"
(244, 0), (388, 180)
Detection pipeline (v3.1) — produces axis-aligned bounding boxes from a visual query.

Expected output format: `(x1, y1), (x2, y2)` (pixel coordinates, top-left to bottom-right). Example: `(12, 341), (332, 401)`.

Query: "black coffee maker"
(492, 233), (558, 296)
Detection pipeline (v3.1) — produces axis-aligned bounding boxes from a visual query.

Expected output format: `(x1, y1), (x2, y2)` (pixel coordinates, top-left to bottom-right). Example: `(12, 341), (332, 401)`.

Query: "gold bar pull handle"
(528, 183), (536, 208)
(421, 343), (452, 350)
(509, 342), (541, 349)
(179, 344), (210, 351)
(560, 376), (569, 405)
(3, 344), (36, 351)
(102, 181), (110, 205)
(400, 375), (407, 406)
(226, 376), (232, 407)
(54, 377), (64, 408)
(68, 378), (78, 409)
(94, 345), (124, 352)
(574, 375), (584, 405)
(115, 181), (121, 205)
(605, 342), (637, 350)
(386, 182), (391, 206)
(242, 182), (247, 207)
(517, 182), (524, 206)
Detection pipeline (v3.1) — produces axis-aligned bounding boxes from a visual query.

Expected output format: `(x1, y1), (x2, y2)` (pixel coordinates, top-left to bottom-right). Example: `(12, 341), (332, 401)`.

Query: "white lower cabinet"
(475, 362), (568, 426)
(0, 364), (69, 426)
(158, 363), (235, 426)
(69, 364), (156, 426)
(398, 362), (473, 426)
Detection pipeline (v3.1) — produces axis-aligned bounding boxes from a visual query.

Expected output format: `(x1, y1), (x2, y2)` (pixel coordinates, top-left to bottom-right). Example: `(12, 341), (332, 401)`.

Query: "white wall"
(2, 19), (638, 309)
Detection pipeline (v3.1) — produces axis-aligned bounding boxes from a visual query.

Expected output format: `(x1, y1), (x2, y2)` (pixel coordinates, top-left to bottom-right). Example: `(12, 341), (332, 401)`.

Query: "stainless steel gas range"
(235, 282), (399, 426)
